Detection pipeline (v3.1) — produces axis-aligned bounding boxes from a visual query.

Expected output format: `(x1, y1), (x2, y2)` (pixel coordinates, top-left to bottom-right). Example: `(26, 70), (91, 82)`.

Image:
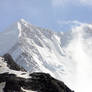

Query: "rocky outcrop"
(3, 53), (26, 72)
(0, 72), (25, 92)
(0, 72), (74, 92)
(0, 54), (74, 92)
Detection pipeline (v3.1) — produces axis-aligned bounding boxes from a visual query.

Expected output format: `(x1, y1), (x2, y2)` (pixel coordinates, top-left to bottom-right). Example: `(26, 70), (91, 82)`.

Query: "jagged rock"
(27, 72), (74, 92)
(3, 53), (26, 72)
(0, 72), (74, 92)
(0, 72), (25, 92)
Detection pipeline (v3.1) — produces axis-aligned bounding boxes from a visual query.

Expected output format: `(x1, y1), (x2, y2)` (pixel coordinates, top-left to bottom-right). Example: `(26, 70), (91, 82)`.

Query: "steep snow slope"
(0, 19), (73, 81)
(0, 19), (92, 92)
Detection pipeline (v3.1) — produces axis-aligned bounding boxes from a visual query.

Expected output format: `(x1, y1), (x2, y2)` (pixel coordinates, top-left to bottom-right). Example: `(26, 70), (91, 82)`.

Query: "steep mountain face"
(0, 19), (73, 81)
(0, 19), (92, 92)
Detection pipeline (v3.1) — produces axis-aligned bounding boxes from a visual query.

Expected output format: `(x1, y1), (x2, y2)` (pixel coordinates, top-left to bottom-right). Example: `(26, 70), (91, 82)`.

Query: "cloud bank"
(57, 20), (89, 31)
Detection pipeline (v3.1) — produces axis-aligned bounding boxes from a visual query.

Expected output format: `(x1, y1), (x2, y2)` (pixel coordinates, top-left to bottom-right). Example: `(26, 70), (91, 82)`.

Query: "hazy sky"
(0, 0), (92, 32)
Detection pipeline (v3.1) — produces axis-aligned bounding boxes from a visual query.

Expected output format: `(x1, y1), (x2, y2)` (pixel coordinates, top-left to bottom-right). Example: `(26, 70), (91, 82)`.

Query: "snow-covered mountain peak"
(17, 18), (31, 29)
(19, 18), (27, 23)
(1, 20), (92, 92)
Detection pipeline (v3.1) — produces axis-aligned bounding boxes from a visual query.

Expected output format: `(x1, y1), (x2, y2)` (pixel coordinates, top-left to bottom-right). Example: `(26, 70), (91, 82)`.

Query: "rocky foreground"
(0, 54), (74, 92)
(0, 72), (74, 92)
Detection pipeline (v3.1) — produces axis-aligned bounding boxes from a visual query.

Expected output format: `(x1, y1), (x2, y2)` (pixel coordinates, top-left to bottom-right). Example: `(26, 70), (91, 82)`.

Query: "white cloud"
(51, 0), (92, 7)
(57, 20), (88, 31)
(57, 20), (84, 26)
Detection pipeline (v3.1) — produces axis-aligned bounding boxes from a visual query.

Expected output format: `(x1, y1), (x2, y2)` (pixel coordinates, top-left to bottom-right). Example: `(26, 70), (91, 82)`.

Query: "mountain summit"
(0, 19), (92, 92)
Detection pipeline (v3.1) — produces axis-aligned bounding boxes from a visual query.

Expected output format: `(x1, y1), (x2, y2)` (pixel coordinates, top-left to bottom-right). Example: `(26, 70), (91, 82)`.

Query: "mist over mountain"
(0, 19), (92, 92)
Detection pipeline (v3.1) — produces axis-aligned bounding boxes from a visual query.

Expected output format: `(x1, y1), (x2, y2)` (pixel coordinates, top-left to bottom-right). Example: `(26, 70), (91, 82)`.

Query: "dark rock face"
(0, 73), (25, 92)
(3, 53), (26, 72)
(0, 72), (74, 92)
(28, 72), (74, 92)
